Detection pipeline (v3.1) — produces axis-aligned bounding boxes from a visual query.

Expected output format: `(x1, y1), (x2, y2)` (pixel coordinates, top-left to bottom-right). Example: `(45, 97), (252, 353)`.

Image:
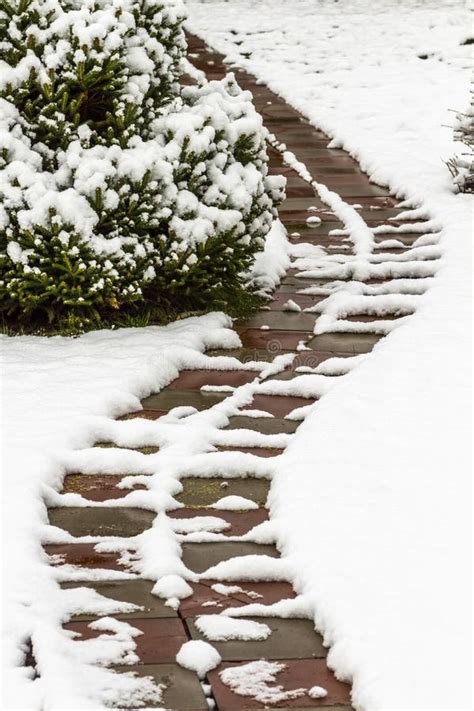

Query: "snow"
(308, 685), (328, 700)
(194, 615), (271, 641)
(210, 495), (259, 511)
(186, 2), (472, 710)
(219, 660), (306, 705)
(1, 1), (471, 709)
(0, 313), (240, 709)
(176, 640), (221, 678)
(151, 573), (193, 600)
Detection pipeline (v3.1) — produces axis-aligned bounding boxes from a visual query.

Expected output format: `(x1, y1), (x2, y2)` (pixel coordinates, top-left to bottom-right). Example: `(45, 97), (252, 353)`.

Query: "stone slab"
(44, 542), (132, 572)
(180, 580), (296, 618)
(268, 292), (324, 311)
(48, 507), (154, 537)
(168, 507), (268, 537)
(64, 618), (187, 664)
(284, 180), (319, 198)
(307, 333), (381, 354)
(279, 197), (327, 211)
(279, 274), (323, 287)
(113, 663), (208, 710)
(259, 103), (305, 122)
(206, 348), (293, 363)
(225, 416), (299, 434)
(238, 312), (316, 331)
(182, 542), (279, 575)
(209, 658), (352, 709)
(242, 394), (315, 419)
(281, 212), (344, 226)
(118, 409), (167, 421)
(187, 616), (326, 661)
(345, 313), (404, 322)
(239, 329), (312, 351)
(167, 369), (257, 390)
(176, 477), (270, 508)
(93, 443), (160, 454)
(61, 579), (176, 620)
(62, 474), (147, 502)
(141, 389), (228, 412)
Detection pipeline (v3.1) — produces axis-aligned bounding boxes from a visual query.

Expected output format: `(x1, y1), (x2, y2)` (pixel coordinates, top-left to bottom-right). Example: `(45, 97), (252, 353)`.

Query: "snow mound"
(211, 495), (259, 511)
(195, 615), (271, 641)
(176, 640), (221, 678)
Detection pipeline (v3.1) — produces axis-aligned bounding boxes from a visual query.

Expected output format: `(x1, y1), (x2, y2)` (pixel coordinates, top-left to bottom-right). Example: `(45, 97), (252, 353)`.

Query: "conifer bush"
(0, 0), (284, 330)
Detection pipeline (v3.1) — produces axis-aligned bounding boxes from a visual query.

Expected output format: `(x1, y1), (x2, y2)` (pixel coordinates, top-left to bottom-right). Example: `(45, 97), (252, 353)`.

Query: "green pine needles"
(0, 0), (284, 332)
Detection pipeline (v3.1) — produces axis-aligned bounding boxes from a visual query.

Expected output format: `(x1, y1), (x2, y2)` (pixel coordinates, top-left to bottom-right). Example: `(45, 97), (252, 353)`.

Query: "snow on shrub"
(0, 0), (283, 328)
(447, 83), (474, 193)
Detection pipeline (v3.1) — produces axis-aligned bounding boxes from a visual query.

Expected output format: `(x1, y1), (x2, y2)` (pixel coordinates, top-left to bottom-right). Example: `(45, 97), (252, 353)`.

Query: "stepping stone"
(284, 221), (348, 236)
(307, 333), (381, 354)
(270, 163), (363, 178)
(301, 157), (360, 174)
(241, 395), (315, 419)
(209, 658), (352, 709)
(48, 507), (154, 537)
(180, 580), (296, 618)
(61, 579), (176, 620)
(347, 196), (397, 209)
(274, 127), (328, 143)
(113, 663), (208, 710)
(319, 182), (389, 198)
(118, 410), (167, 421)
(283, 136), (331, 151)
(141, 389), (229, 412)
(62, 474), (147, 501)
(182, 542), (279, 575)
(225, 416), (299, 434)
(281, 210), (343, 225)
(260, 103), (305, 122)
(44, 543), (131, 572)
(268, 292), (324, 311)
(169, 508), (268, 536)
(275, 284), (328, 295)
(279, 197), (327, 212)
(355, 208), (406, 221)
(64, 618), (187, 664)
(186, 617), (326, 661)
(279, 275), (323, 287)
(345, 313), (405, 322)
(238, 312), (316, 331)
(93, 443), (160, 454)
(206, 347), (292, 362)
(176, 478), (270, 508)
(215, 445), (284, 458)
(239, 329), (312, 351)
(284, 180), (318, 198)
(167, 369), (257, 390)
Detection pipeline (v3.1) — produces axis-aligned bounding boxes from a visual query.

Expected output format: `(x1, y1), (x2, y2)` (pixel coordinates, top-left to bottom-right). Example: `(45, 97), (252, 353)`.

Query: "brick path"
(42, 33), (436, 710)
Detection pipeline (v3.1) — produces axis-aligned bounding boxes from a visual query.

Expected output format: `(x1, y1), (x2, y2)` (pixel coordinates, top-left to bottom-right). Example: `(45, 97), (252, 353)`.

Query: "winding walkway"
(42, 33), (437, 711)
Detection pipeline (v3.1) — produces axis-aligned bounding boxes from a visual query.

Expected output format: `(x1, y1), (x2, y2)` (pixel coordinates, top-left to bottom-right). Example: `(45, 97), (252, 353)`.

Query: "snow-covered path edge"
(185, 3), (472, 709)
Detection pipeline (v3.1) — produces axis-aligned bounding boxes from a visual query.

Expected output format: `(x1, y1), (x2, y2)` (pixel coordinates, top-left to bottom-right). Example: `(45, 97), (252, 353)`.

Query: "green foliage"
(0, 0), (283, 332)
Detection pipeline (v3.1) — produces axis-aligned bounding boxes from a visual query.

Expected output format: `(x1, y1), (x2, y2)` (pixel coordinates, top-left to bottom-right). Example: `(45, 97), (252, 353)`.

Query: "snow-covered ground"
(1, 1), (471, 709)
(0, 314), (239, 708)
(185, 1), (472, 710)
